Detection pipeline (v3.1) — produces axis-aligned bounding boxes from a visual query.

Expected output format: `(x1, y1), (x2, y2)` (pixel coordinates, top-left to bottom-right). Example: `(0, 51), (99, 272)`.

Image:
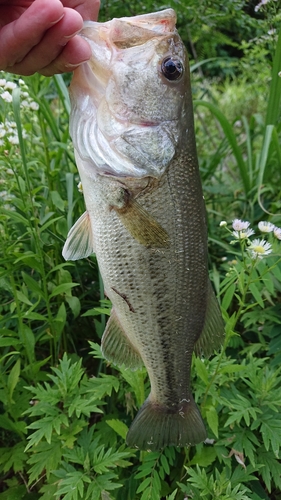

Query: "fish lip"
(137, 120), (159, 127)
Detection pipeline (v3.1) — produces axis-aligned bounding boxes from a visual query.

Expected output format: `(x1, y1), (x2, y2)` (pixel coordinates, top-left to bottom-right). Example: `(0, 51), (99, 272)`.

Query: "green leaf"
(65, 295), (81, 318)
(249, 283), (264, 308)
(7, 359), (21, 402)
(27, 441), (62, 483)
(260, 419), (281, 457)
(49, 282), (79, 299)
(257, 449), (281, 493)
(136, 477), (151, 494)
(2, 207), (28, 225)
(0, 338), (20, 348)
(15, 290), (32, 306)
(206, 406), (219, 438)
(21, 325), (35, 362)
(50, 190), (65, 211)
(189, 445), (217, 467)
(106, 419), (129, 440)
(193, 357), (209, 385)
(93, 447), (132, 474)
(0, 442), (26, 473)
(222, 282), (236, 311)
(53, 302), (67, 338)
(55, 471), (90, 500)
(22, 271), (45, 298)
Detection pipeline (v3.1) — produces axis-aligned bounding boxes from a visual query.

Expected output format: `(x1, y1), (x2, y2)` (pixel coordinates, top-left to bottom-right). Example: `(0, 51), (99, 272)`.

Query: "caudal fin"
(126, 396), (206, 451)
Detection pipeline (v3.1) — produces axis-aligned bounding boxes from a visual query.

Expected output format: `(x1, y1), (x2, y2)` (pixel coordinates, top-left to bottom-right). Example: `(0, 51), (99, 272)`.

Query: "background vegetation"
(1, 0), (281, 498)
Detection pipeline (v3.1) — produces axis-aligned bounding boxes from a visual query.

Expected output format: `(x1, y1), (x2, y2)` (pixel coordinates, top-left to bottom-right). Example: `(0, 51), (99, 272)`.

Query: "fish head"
(70, 9), (191, 178)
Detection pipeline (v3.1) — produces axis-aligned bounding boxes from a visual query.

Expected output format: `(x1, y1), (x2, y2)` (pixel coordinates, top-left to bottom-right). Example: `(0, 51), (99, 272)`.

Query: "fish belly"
(88, 150), (209, 449)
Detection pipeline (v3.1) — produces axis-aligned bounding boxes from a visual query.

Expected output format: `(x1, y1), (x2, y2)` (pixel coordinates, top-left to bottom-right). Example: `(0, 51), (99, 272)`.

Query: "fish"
(62, 8), (224, 451)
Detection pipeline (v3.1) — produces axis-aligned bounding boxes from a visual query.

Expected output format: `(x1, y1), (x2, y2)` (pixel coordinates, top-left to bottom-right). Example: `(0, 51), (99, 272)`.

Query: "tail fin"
(126, 396), (206, 451)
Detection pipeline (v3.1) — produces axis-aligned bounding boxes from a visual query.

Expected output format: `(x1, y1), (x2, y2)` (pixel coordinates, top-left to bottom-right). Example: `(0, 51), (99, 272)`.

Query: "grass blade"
(265, 28), (281, 126)
(194, 99), (250, 194)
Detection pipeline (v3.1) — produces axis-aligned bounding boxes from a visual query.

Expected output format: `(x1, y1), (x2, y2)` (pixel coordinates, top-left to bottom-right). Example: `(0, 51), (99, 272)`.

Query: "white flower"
(0, 128), (6, 138)
(0, 78), (7, 87)
(220, 221), (227, 227)
(19, 79), (25, 85)
(273, 226), (281, 240)
(255, 0), (272, 11)
(29, 101), (39, 110)
(4, 81), (17, 90)
(248, 238), (272, 259)
(1, 91), (12, 103)
(258, 221), (275, 233)
(21, 100), (29, 107)
(233, 228), (255, 239)
(77, 181), (83, 193)
(8, 135), (19, 145)
(232, 219), (251, 231)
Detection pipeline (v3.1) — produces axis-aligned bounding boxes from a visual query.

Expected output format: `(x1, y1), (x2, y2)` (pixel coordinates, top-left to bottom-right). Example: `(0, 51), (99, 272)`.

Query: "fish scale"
(63, 8), (224, 450)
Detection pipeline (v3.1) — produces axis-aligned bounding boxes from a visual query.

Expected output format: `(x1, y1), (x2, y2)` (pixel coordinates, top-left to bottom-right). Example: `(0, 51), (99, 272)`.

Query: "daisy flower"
(232, 219), (251, 231)
(258, 221), (275, 233)
(248, 239), (272, 259)
(233, 228), (255, 239)
(273, 226), (281, 240)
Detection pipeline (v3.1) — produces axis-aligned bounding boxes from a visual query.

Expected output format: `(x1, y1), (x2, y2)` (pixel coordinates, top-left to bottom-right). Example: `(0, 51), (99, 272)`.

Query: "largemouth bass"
(63, 8), (224, 450)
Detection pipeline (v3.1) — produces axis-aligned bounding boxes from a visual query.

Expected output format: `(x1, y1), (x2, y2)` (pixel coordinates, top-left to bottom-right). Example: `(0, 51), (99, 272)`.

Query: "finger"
(61, 0), (100, 21)
(0, 0), (65, 70)
(39, 35), (91, 76)
(9, 8), (87, 75)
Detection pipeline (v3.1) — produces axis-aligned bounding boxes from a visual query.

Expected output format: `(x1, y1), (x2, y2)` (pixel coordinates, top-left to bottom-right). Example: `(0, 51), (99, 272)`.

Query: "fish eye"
(161, 57), (183, 81)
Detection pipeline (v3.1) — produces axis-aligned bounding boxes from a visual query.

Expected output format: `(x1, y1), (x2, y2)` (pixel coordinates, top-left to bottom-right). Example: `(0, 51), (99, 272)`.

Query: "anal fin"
(101, 310), (143, 370)
(194, 280), (225, 358)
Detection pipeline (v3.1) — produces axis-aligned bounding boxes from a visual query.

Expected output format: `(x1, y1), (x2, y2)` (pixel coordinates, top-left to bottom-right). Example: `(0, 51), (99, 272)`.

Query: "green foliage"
(1, 2), (281, 499)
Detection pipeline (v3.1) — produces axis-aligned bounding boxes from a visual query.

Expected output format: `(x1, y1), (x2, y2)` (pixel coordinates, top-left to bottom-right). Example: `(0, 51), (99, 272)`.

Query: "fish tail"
(126, 395), (206, 451)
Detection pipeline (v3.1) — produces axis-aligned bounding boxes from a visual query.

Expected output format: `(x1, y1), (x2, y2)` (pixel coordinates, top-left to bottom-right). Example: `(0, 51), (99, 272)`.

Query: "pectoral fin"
(194, 281), (225, 358)
(101, 310), (143, 370)
(62, 211), (95, 261)
(115, 198), (169, 248)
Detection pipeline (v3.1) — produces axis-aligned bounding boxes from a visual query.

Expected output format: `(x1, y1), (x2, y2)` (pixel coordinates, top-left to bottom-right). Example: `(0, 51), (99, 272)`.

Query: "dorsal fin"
(194, 281), (225, 357)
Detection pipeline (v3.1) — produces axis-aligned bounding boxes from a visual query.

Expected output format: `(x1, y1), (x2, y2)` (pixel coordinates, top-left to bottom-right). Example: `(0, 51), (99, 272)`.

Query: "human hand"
(0, 0), (100, 76)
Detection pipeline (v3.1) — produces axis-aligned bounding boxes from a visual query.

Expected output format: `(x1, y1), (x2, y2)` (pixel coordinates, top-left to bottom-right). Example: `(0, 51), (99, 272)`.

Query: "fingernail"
(65, 59), (90, 69)
(64, 30), (81, 40)
(50, 13), (64, 26)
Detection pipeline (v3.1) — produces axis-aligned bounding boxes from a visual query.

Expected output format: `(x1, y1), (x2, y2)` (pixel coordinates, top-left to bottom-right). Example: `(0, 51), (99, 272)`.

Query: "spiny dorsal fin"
(62, 211), (95, 261)
(115, 198), (169, 248)
(194, 280), (225, 358)
(101, 309), (143, 370)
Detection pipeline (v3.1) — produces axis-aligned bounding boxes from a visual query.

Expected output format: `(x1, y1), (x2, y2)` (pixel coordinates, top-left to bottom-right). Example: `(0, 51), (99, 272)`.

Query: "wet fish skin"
(63, 9), (224, 450)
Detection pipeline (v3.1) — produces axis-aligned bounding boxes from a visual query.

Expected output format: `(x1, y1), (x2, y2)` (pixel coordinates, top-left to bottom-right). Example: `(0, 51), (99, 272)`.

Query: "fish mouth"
(79, 9), (177, 75)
